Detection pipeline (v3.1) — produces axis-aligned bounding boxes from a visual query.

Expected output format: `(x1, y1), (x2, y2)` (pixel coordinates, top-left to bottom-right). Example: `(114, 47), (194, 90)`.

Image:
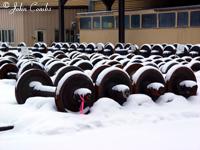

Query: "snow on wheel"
(165, 65), (198, 98)
(15, 69), (95, 113)
(90, 65), (110, 83)
(132, 66), (165, 101)
(0, 63), (18, 79)
(123, 63), (143, 78)
(17, 61), (44, 78)
(15, 69), (54, 104)
(55, 71), (95, 113)
(96, 67), (132, 105)
(53, 66), (83, 86)
(74, 60), (93, 71)
(45, 61), (66, 76)
(187, 60), (200, 72)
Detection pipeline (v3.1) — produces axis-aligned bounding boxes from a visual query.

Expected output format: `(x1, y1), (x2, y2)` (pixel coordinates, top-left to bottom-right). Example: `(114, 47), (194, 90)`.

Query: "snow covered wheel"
(74, 60), (93, 71)
(163, 45), (176, 57)
(69, 58), (82, 66)
(91, 57), (104, 66)
(126, 53), (135, 59)
(17, 61), (44, 78)
(55, 54), (68, 59)
(132, 66), (165, 100)
(151, 44), (163, 56)
(40, 57), (53, 66)
(53, 51), (65, 57)
(103, 43), (114, 56)
(15, 69), (95, 113)
(55, 71), (95, 113)
(15, 69), (53, 104)
(90, 65), (110, 82)
(2, 52), (18, 58)
(96, 67), (132, 105)
(0, 59), (13, 67)
(105, 60), (121, 66)
(166, 65), (198, 98)
(139, 44), (151, 57)
(188, 61), (200, 72)
(0, 63), (18, 79)
(32, 52), (43, 58)
(160, 61), (178, 74)
(3, 56), (17, 64)
(123, 63), (143, 78)
(76, 55), (90, 60)
(109, 54), (120, 60)
(45, 62), (66, 76)
(54, 66), (83, 86)
(182, 56), (192, 62)
(45, 59), (59, 67)
(113, 64), (123, 68)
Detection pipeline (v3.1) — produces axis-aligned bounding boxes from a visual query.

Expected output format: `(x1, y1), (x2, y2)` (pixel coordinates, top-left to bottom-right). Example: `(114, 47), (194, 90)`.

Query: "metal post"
(59, 0), (68, 42)
(118, 0), (125, 43)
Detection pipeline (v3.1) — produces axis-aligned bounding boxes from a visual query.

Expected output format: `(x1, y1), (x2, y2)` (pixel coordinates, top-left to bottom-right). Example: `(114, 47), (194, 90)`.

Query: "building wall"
(79, 7), (200, 45)
(0, 9), (24, 45)
(80, 28), (200, 45)
(23, 8), (86, 46)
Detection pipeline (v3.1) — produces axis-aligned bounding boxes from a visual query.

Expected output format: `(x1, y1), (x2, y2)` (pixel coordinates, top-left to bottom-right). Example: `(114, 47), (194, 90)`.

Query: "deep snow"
(0, 72), (200, 150)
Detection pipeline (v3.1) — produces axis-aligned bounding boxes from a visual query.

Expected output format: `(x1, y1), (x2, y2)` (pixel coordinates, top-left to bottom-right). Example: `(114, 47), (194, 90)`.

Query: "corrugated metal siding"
(0, 9), (24, 45)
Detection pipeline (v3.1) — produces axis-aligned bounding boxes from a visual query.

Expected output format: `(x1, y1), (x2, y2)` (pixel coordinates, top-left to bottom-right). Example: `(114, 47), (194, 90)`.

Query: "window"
(102, 16), (114, 29)
(0, 30), (1, 41)
(2, 30), (8, 42)
(93, 17), (100, 29)
(131, 15), (140, 28)
(115, 15), (130, 29)
(191, 11), (200, 27)
(55, 30), (59, 42)
(142, 14), (157, 28)
(80, 17), (91, 29)
(177, 12), (188, 27)
(8, 30), (14, 43)
(37, 31), (44, 42)
(159, 13), (175, 28)
(0, 30), (14, 43)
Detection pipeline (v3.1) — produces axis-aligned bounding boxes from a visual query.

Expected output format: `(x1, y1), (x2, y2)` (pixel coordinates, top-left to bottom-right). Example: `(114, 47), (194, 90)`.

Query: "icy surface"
(0, 70), (200, 150)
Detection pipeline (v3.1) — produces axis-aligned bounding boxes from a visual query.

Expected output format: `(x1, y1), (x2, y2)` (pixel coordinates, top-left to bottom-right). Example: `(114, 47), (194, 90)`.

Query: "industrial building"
(0, 0), (88, 46)
(79, 0), (200, 45)
(0, 0), (200, 46)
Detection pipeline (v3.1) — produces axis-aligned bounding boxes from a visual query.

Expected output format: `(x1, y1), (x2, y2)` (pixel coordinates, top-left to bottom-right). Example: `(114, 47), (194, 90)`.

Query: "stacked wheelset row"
(0, 41), (199, 114)
(13, 42), (200, 58)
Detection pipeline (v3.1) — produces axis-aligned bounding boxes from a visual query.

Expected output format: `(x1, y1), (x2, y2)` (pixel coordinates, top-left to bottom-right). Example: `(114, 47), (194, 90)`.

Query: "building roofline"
(77, 4), (200, 16)
(154, 4), (200, 11)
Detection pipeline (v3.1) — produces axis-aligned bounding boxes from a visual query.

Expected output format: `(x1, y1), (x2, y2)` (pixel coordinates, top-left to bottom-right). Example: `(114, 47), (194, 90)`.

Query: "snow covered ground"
(0, 72), (200, 150)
